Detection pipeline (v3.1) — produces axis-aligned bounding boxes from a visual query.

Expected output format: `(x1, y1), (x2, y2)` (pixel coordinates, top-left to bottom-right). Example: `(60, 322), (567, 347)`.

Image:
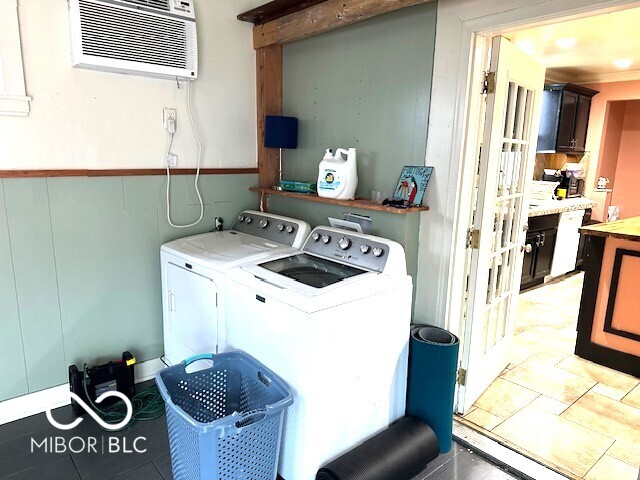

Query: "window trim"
(0, 0), (31, 117)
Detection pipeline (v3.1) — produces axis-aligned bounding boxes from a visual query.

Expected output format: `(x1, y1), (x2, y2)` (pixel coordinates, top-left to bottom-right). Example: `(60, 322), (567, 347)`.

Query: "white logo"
(46, 391), (133, 431)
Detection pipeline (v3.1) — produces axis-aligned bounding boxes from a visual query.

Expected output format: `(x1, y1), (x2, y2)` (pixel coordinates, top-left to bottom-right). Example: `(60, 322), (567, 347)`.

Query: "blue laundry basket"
(155, 351), (293, 480)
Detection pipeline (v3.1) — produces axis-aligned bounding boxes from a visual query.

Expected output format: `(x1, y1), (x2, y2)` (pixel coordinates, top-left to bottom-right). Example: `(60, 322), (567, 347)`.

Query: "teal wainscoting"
(0, 174), (258, 401)
(281, 3), (436, 196)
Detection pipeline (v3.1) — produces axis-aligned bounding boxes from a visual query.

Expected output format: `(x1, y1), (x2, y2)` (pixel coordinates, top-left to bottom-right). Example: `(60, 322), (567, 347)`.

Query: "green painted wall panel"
(123, 176), (165, 210)
(0, 180), (28, 401)
(0, 175), (257, 397)
(3, 179), (67, 392)
(48, 177), (133, 366)
(281, 3), (436, 197)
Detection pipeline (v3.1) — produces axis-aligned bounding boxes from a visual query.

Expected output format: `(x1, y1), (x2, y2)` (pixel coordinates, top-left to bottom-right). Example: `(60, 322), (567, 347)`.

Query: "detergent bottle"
(317, 148), (358, 199)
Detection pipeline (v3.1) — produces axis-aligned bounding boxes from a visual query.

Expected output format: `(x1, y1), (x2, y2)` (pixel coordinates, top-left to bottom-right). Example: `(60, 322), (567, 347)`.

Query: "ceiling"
(505, 7), (640, 84)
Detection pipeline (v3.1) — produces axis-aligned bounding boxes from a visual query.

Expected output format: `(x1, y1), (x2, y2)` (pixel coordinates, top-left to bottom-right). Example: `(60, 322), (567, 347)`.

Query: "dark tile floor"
(0, 389), (521, 480)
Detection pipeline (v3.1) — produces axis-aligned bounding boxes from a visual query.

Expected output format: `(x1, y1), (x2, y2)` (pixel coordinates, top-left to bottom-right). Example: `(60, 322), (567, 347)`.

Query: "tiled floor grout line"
(582, 445), (616, 480)
(68, 454), (82, 479)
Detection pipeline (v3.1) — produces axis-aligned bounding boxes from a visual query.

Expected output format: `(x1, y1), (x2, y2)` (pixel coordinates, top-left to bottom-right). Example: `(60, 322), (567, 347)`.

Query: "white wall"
(0, 0), (265, 169)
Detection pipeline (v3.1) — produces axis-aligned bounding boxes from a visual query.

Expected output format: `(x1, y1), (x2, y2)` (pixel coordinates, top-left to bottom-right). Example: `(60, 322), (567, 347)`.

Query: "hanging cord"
(166, 79), (204, 228)
(82, 366), (165, 432)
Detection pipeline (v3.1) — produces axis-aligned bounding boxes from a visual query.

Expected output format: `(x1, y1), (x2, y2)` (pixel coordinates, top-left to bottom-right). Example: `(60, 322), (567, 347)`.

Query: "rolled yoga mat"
(406, 325), (460, 453)
(316, 416), (439, 480)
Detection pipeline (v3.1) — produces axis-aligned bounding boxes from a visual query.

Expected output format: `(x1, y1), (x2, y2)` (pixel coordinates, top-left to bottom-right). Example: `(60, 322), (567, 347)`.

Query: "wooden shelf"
(250, 187), (429, 214)
(238, 0), (329, 25)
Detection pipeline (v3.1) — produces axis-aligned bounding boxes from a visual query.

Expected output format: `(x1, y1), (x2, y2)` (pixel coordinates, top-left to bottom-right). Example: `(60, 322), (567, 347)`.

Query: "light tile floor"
(461, 272), (640, 480)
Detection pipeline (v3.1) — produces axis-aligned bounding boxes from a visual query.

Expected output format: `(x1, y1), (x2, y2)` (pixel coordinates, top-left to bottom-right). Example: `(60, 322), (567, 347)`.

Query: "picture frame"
(392, 166), (433, 206)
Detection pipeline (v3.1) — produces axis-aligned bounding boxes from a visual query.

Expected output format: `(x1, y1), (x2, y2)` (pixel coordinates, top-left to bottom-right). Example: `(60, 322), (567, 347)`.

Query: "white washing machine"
(160, 210), (311, 366)
(225, 226), (412, 480)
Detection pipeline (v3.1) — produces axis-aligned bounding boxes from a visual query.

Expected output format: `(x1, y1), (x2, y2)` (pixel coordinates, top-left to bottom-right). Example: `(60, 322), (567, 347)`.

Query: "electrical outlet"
(166, 153), (178, 167)
(215, 217), (224, 231)
(163, 108), (176, 130)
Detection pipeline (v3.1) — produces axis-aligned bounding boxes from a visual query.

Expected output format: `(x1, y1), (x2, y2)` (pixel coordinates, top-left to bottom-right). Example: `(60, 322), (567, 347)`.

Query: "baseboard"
(0, 357), (165, 426)
(133, 357), (166, 383)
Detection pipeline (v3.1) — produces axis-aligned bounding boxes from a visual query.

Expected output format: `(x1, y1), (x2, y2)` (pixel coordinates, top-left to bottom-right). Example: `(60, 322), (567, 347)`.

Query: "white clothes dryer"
(160, 210), (310, 366)
(225, 226), (412, 480)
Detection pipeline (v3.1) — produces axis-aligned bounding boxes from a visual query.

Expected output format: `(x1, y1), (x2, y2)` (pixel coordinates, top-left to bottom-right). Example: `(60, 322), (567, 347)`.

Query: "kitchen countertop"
(528, 197), (597, 217)
(580, 216), (640, 242)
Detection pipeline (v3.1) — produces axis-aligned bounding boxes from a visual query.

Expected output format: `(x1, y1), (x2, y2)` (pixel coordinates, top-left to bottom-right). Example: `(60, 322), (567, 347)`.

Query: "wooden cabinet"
(537, 83), (598, 153)
(534, 229), (557, 278)
(521, 214), (559, 290)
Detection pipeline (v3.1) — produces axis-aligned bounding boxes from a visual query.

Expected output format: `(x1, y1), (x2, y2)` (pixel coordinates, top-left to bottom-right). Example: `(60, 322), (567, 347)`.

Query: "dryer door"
(165, 263), (218, 364)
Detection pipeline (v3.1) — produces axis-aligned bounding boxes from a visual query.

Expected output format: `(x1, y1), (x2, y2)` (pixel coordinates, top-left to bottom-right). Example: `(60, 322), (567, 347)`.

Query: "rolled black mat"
(316, 416), (439, 480)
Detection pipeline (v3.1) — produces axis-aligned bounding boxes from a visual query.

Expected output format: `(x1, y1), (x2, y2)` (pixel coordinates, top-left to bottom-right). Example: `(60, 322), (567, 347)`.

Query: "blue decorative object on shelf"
(265, 115), (298, 149)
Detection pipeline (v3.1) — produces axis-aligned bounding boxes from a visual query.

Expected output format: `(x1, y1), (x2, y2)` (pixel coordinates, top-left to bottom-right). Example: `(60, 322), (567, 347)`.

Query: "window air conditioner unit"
(68, 0), (197, 80)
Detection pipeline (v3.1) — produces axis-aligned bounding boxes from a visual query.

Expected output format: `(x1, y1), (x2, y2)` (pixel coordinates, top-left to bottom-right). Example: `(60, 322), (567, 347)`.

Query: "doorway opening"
(454, 6), (640, 480)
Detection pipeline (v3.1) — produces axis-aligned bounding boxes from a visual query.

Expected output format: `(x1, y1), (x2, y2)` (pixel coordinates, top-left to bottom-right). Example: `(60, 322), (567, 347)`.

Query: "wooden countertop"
(580, 216), (640, 242)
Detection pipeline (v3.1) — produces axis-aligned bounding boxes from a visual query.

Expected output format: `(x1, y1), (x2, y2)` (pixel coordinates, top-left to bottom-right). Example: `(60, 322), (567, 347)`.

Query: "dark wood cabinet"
(537, 83), (598, 153)
(521, 214), (559, 290)
(521, 232), (537, 286)
(533, 229), (557, 278)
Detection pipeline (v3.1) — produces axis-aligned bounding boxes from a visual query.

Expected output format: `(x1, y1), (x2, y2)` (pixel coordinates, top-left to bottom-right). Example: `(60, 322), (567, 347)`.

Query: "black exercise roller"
(316, 416), (439, 480)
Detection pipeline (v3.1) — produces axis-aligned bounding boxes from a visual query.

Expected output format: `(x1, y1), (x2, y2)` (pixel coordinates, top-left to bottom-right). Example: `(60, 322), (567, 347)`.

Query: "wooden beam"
(0, 168), (258, 178)
(256, 45), (283, 188)
(238, 0), (329, 25)
(253, 0), (433, 48)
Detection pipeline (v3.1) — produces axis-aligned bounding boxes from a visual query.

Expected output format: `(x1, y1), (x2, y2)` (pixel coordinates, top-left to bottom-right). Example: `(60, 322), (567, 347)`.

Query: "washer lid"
(162, 231), (294, 270)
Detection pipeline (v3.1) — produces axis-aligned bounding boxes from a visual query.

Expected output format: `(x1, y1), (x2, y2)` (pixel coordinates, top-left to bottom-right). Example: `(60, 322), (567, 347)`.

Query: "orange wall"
(598, 101), (625, 184)
(591, 237), (640, 357)
(609, 101), (640, 219)
(583, 80), (640, 221)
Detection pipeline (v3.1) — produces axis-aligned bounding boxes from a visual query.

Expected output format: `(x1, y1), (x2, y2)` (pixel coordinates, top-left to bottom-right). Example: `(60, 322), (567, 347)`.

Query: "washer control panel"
(232, 211), (306, 247)
(305, 228), (388, 272)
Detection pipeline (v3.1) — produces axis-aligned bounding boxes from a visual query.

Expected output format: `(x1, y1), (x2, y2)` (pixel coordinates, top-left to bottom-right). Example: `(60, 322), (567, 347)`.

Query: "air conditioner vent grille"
(116, 0), (170, 12)
(79, 0), (188, 69)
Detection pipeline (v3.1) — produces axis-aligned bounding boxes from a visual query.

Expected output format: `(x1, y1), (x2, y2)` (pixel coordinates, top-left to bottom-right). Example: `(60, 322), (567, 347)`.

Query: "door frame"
(415, 0), (640, 342)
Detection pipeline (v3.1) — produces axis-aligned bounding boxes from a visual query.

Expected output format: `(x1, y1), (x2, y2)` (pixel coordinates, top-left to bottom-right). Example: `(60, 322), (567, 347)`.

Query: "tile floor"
(0, 399), (519, 480)
(461, 272), (640, 480)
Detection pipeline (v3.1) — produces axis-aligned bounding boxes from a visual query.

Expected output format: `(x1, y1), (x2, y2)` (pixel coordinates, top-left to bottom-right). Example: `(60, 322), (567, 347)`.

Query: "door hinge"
(483, 71), (496, 94)
(457, 368), (467, 386)
(466, 228), (480, 249)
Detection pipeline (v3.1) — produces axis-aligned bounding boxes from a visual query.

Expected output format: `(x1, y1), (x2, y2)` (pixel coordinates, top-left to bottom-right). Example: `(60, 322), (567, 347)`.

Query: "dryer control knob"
(277, 224), (285, 231)
(238, 215), (245, 222)
(360, 244), (371, 254)
(245, 216), (252, 224)
(373, 247), (384, 257)
(321, 234), (331, 244)
(286, 225), (295, 234)
(311, 232), (321, 242)
(338, 237), (351, 250)
(259, 219), (269, 229)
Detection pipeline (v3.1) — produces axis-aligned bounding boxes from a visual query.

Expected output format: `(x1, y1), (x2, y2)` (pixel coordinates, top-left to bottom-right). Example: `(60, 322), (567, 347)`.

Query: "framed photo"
(392, 166), (433, 206)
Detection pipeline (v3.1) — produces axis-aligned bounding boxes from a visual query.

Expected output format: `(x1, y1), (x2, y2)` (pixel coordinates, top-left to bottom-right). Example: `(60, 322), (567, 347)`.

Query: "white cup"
(371, 190), (388, 204)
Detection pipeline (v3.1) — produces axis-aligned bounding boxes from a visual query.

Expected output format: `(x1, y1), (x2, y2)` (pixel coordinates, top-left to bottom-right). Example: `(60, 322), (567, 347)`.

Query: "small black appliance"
(68, 351), (136, 417)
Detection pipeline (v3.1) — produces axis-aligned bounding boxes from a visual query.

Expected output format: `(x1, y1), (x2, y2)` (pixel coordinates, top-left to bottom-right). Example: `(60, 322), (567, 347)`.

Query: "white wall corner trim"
(0, 357), (165, 426)
(0, 0), (31, 117)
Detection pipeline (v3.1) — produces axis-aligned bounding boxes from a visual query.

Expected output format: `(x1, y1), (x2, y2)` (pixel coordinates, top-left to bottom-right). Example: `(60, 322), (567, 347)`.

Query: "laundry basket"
(155, 351), (293, 480)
